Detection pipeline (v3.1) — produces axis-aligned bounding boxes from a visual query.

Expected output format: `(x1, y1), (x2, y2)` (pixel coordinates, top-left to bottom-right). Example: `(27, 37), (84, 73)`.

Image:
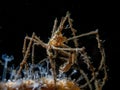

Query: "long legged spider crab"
(0, 12), (108, 90)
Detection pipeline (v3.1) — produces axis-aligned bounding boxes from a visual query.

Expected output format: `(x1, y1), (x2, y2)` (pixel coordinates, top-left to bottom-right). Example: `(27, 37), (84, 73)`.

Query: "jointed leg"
(47, 46), (57, 90)
(16, 32), (35, 78)
(67, 12), (79, 48)
(60, 51), (76, 72)
(32, 43), (39, 65)
(66, 30), (98, 42)
(51, 18), (58, 38)
(22, 35), (27, 57)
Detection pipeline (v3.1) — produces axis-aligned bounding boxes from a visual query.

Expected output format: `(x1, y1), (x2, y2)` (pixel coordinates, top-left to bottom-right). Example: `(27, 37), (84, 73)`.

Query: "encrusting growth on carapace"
(0, 11), (108, 90)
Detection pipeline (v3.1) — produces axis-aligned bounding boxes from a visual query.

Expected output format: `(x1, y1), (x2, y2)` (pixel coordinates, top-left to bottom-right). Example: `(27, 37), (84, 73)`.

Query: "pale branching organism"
(1, 54), (14, 81)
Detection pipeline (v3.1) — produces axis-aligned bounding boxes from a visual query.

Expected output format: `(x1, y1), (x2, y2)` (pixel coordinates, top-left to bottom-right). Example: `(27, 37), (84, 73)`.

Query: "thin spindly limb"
(16, 32), (35, 77)
(47, 46), (57, 90)
(32, 43), (39, 65)
(66, 30), (98, 42)
(67, 12), (79, 48)
(80, 69), (92, 90)
(22, 35), (27, 57)
(51, 18), (58, 38)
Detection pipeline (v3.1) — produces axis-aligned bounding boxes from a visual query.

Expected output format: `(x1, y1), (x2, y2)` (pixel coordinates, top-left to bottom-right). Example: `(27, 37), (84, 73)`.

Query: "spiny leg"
(30, 32), (58, 89)
(22, 35), (33, 71)
(34, 35), (47, 48)
(67, 12), (79, 48)
(52, 46), (85, 72)
(16, 32), (35, 79)
(51, 18), (58, 38)
(78, 48), (95, 90)
(78, 31), (107, 89)
(79, 69), (92, 90)
(31, 43), (40, 65)
(67, 13), (79, 66)
(57, 11), (69, 32)
(47, 46), (57, 90)
(22, 35), (28, 57)
(59, 51), (76, 72)
(51, 11), (69, 37)
(70, 31), (107, 89)
(66, 30), (98, 42)
(95, 32), (107, 89)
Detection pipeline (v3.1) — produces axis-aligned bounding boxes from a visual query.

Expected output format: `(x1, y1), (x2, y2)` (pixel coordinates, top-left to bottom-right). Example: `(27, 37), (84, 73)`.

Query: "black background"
(0, 0), (117, 90)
